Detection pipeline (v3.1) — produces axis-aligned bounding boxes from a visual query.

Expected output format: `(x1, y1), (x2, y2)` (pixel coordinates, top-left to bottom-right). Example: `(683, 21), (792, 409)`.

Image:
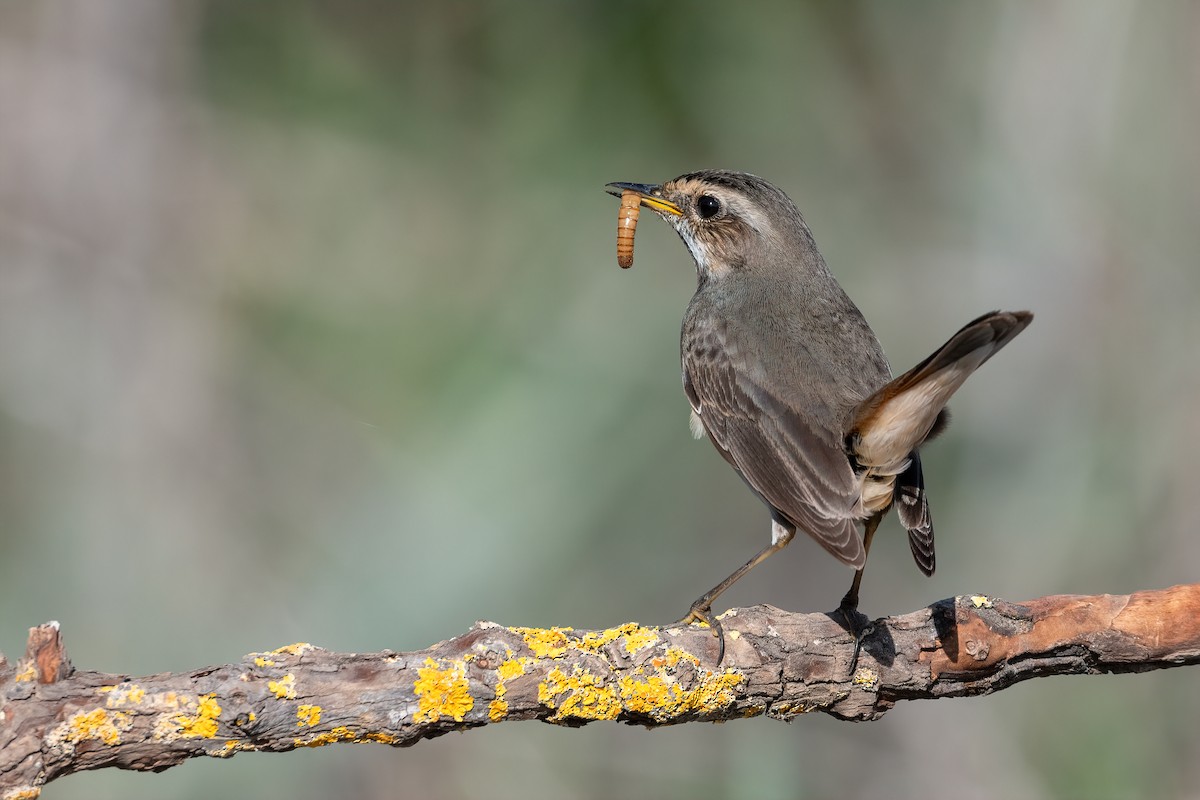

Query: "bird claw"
(676, 602), (726, 665)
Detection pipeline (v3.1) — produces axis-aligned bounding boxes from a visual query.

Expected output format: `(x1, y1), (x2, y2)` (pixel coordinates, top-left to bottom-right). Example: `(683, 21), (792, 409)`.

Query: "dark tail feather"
(896, 453), (935, 576)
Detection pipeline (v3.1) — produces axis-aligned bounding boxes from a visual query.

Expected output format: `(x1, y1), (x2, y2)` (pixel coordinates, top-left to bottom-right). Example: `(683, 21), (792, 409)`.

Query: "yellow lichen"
(651, 647), (700, 670)
(489, 657), (530, 722)
(511, 626), (573, 659)
(616, 667), (743, 722)
(295, 725), (356, 748)
(538, 666), (621, 722)
(413, 658), (474, 723)
(769, 700), (810, 718)
(14, 663), (36, 683)
(272, 642), (314, 656)
(618, 674), (681, 716)
(254, 656), (274, 668)
(296, 704), (321, 727)
(293, 725), (401, 748)
(496, 658), (528, 681)
(101, 683), (145, 708)
(60, 708), (132, 746)
(268, 674), (296, 700)
(621, 624), (659, 654)
(3, 788), (42, 800)
(970, 595), (993, 608)
(488, 680), (509, 722)
(852, 668), (879, 688)
(174, 694), (222, 739)
(575, 626), (623, 652)
(214, 740), (257, 757)
(571, 623), (660, 656)
(159, 691), (181, 709)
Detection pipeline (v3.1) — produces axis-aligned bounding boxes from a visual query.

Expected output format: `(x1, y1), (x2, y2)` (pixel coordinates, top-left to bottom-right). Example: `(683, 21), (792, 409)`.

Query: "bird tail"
(849, 309), (1032, 470)
(848, 309), (1032, 574)
(895, 453), (935, 575)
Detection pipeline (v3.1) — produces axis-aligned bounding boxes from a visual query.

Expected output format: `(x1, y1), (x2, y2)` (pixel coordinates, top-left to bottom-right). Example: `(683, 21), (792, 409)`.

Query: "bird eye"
(696, 194), (721, 219)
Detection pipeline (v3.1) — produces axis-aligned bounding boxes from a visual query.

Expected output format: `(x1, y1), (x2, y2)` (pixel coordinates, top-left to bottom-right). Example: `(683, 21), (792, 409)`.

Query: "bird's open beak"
(604, 182), (683, 216)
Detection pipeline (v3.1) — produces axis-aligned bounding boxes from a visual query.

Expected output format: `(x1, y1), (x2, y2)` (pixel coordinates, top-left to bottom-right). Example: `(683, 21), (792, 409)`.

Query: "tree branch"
(4, 584), (1199, 796)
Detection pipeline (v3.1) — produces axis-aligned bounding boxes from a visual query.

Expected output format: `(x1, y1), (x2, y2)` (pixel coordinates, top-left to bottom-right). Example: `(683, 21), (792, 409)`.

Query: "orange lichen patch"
(618, 673), (680, 717)
(575, 627), (623, 652)
(575, 622), (660, 655)
(272, 642), (314, 656)
(488, 698), (509, 721)
(14, 662), (36, 683)
(617, 667), (744, 722)
(651, 646), (700, 670)
(294, 726), (399, 748)
(538, 666), (620, 722)
(296, 704), (321, 727)
(295, 725), (356, 748)
(511, 626), (573, 659)
(414, 658), (474, 723)
(621, 624), (659, 654)
(488, 682), (509, 722)
(54, 708), (133, 747)
(496, 657), (529, 681)
(214, 740), (257, 757)
(268, 674), (297, 700)
(490, 656), (535, 722)
(3, 788), (42, 800)
(174, 694), (222, 739)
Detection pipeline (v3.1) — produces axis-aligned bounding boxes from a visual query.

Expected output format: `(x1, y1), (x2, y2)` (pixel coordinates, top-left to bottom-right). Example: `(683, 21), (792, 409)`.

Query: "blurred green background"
(2, 1), (1198, 798)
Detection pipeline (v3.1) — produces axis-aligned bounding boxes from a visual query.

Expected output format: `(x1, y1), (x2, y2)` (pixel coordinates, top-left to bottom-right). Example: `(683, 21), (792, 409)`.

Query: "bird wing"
(683, 329), (865, 569)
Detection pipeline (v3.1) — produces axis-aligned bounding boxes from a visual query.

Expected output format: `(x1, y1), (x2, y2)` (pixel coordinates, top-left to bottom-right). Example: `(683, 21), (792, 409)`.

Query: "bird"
(604, 170), (1031, 662)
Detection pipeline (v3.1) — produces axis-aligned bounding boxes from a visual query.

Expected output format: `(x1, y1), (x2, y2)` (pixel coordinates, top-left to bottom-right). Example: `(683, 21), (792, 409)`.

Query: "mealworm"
(616, 189), (640, 269)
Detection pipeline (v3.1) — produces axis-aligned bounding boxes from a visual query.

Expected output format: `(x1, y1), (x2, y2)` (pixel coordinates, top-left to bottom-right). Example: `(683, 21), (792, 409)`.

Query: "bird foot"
(837, 601), (874, 675)
(675, 600), (726, 665)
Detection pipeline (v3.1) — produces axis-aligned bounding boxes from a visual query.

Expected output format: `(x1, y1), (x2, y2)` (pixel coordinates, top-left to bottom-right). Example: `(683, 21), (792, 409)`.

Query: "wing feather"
(683, 329), (865, 568)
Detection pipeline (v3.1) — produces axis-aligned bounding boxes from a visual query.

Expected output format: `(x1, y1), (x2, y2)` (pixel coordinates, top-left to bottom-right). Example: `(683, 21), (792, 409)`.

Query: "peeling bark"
(3, 585), (1199, 796)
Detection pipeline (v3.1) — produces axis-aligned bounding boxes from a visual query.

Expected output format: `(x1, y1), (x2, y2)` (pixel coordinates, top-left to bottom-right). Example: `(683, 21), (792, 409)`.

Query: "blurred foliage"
(2, 1), (1199, 798)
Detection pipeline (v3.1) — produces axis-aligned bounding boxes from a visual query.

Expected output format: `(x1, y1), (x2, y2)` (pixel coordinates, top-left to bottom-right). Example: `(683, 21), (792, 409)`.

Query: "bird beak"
(604, 182), (683, 216)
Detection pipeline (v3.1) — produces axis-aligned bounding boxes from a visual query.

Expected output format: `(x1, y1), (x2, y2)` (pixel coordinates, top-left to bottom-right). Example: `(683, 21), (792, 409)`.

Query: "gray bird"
(605, 170), (1031, 661)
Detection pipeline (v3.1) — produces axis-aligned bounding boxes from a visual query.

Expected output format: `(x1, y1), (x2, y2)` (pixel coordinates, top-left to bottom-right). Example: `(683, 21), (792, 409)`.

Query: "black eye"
(696, 194), (721, 219)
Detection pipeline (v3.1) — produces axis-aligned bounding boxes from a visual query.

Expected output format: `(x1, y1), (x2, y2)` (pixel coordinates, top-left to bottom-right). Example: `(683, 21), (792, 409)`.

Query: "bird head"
(605, 170), (819, 283)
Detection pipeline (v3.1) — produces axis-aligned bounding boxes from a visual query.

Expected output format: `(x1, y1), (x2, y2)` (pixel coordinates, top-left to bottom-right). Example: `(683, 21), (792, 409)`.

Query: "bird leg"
(677, 520), (795, 664)
(839, 512), (883, 671)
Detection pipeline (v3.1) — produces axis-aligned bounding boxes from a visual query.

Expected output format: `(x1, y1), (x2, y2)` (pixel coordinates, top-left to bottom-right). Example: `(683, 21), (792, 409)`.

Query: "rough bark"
(3, 584), (1199, 797)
